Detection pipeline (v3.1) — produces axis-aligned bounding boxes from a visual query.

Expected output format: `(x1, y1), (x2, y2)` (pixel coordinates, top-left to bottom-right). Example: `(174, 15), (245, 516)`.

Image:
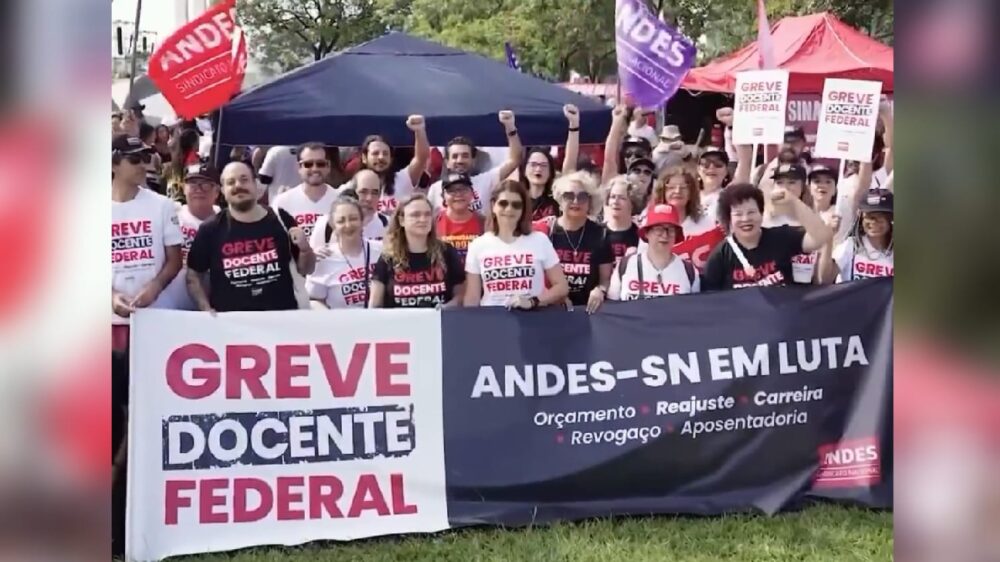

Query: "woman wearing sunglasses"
(818, 189), (893, 283)
(370, 194), (465, 308)
(464, 180), (569, 308)
(536, 171), (613, 313)
(626, 157), (657, 211)
(696, 147), (729, 222)
(601, 176), (640, 267)
(608, 203), (700, 302)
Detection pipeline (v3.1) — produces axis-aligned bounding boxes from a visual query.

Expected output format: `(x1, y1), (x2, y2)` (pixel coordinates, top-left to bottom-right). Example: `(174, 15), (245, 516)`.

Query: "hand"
(315, 245), (334, 259)
(611, 104), (627, 123)
(289, 227), (309, 250)
(129, 281), (162, 309)
(505, 295), (533, 311)
(121, 110), (140, 136)
(825, 214), (842, 233)
(498, 110), (516, 130)
(406, 114), (425, 132)
(112, 293), (136, 317)
(563, 104), (580, 128)
(586, 287), (605, 314)
(769, 186), (793, 208)
(716, 107), (734, 126)
(878, 101), (893, 120)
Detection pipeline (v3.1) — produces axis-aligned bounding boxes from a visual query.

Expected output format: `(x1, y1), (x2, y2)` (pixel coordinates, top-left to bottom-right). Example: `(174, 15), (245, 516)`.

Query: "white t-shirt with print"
(259, 146), (301, 203)
(377, 169), (416, 215)
(833, 237), (894, 282)
(271, 184), (340, 239)
(306, 241), (383, 309)
(160, 204), (219, 311)
(428, 167), (502, 214)
(309, 213), (388, 251)
(609, 252), (700, 300)
(701, 190), (722, 225)
(465, 232), (560, 307)
(111, 188), (184, 324)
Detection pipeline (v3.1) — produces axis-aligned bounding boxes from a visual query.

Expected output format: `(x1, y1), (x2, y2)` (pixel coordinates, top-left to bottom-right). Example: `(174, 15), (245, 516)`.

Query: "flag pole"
(127, 0), (144, 102)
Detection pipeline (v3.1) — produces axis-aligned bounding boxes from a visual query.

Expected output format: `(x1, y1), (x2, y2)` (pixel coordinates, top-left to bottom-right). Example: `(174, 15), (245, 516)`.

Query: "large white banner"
(813, 79), (883, 162)
(731, 69), (790, 145)
(126, 309), (449, 562)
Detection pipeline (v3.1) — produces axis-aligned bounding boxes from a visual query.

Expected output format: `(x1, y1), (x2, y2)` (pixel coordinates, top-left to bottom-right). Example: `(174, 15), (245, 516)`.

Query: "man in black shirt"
(186, 161), (316, 312)
(702, 183), (832, 290)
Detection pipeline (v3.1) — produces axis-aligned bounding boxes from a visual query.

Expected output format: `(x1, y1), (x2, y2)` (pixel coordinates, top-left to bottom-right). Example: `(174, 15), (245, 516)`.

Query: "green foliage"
(238, 0), (892, 79)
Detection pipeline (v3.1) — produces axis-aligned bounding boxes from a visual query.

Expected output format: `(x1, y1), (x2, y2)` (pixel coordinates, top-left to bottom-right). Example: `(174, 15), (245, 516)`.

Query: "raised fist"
(563, 104), (580, 128)
(716, 107), (734, 126)
(406, 114), (425, 132)
(825, 214), (842, 232)
(498, 110), (516, 129)
(770, 186), (791, 205)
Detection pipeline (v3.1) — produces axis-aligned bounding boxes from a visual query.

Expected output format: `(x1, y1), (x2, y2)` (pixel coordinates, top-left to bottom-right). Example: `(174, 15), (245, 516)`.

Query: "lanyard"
(726, 236), (757, 278)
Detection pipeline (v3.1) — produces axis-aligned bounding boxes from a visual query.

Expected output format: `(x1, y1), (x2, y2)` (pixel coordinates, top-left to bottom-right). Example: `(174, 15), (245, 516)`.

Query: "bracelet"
(507, 129), (518, 137)
(568, 127), (580, 132)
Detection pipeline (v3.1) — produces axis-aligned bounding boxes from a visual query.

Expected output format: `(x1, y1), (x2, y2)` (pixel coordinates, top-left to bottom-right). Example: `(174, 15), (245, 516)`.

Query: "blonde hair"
(383, 194), (447, 272)
(553, 170), (602, 216)
(652, 166), (703, 221)
(602, 175), (638, 215)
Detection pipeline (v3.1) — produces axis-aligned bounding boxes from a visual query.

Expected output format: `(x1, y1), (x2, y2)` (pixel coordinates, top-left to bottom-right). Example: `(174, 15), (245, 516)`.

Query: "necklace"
(561, 221), (586, 253)
(339, 241), (365, 271)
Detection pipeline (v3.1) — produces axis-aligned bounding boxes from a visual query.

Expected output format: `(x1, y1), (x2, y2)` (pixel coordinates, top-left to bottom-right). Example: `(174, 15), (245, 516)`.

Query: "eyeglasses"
(560, 191), (591, 204)
(185, 180), (215, 190)
(648, 226), (675, 237)
(527, 161), (550, 169)
(607, 193), (630, 202)
(300, 160), (330, 169)
(356, 188), (380, 197)
(496, 199), (524, 210)
(700, 159), (725, 169)
(624, 149), (646, 159)
(123, 152), (152, 165)
(665, 183), (690, 193)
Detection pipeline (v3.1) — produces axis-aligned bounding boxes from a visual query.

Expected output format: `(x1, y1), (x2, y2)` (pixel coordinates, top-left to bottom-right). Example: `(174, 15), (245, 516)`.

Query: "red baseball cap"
(639, 203), (685, 242)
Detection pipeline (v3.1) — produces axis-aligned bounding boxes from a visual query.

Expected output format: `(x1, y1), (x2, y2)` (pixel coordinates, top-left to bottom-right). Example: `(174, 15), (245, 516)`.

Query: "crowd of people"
(111, 100), (894, 326)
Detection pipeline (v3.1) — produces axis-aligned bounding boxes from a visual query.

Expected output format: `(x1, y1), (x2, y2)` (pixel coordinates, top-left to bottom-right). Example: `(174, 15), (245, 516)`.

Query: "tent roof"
(219, 32), (611, 147)
(682, 12), (893, 94)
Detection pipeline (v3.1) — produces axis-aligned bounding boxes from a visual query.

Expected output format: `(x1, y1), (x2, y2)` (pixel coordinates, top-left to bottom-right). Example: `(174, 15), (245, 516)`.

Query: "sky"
(111, 0), (182, 38)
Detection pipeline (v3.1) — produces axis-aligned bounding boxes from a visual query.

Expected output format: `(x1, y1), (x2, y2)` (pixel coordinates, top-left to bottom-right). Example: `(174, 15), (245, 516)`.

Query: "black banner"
(442, 279), (892, 525)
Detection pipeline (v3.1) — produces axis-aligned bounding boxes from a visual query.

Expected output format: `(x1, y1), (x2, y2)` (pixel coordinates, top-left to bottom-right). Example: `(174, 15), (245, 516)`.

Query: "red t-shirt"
(437, 212), (484, 265)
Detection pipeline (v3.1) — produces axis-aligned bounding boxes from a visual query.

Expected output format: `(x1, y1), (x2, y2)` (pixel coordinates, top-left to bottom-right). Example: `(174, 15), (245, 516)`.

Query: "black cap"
(627, 157), (656, 172)
(699, 146), (730, 164)
(859, 189), (893, 213)
(783, 125), (806, 142)
(622, 136), (653, 153)
(442, 171), (473, 191)
(112, 133), (153, 155)
(185, 161), (220, 184)
(807, 164), (838, 182)
(772, 163), (808, 182)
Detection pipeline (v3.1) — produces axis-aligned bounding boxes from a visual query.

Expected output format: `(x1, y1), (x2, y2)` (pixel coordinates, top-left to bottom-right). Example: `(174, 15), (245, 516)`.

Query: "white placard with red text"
(126, 309), (448, 562)
(731, 70), (790, 145)
(813, 79), (882, 162)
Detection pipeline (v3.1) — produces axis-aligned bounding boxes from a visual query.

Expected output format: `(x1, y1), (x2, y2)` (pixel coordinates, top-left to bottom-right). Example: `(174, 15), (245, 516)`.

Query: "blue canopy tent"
(217, 32), (611, 148)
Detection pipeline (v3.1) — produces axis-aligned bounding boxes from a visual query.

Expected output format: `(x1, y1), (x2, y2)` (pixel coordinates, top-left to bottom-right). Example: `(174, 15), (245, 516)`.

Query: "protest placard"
(731, 70), (790, 145)
(813, 79), (883, 162)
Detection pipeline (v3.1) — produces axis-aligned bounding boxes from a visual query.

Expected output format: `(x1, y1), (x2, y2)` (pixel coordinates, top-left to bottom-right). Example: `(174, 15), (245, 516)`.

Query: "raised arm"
(879, 102), (893, 175)
(601, 105), (628, 186)
(404, 115), (430, 187)
(733, 144), (753, 184)
(771, 188), (833, 253)
(562, 104), (580, 175)
(496, 110), (522, 180)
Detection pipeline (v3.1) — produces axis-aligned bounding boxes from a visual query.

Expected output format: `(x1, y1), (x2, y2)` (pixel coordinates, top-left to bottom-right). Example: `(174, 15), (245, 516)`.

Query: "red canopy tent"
(682, 12), (894, 94)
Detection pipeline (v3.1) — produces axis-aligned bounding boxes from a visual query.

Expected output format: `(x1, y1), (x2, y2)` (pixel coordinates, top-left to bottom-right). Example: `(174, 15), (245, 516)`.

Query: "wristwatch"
(529, 296), (541, 309)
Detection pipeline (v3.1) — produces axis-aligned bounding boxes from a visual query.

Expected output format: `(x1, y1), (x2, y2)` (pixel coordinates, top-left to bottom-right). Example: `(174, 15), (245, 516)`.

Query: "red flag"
(756, 0), (777, 70)
(673, 226), (725, 271)
(148, 0), (247, 119)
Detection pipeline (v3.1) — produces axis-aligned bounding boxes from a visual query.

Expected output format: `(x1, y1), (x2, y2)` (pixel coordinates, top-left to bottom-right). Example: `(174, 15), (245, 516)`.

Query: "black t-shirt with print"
(373, 244), (466, 308)
(605, 223), (640, 267)
(549, 219), (614, 306)
(701, 225), (806, 291)
(187, 208), (302, 312)
(531, 194), (558, 221)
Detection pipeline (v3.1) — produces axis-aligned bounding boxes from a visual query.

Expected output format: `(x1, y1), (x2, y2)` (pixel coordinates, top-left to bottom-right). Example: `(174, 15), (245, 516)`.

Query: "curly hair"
(651, 166), (703, 221)
(383, 194), (447, 272)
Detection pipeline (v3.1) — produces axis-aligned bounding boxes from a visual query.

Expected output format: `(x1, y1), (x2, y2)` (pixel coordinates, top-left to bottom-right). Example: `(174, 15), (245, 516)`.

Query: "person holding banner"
(701, 182), (832, 290)
(608, 203), (700, 302)
(536, 171), (614, 312)
(601, 176), (640, 266)
(818, 189), (894, 283)
(463, 180), (569, 309)
(355, 115), (431, 214)
(305, 197), (382, 310)
(185, 162), (316, 313)
(370, 194), (466, 309)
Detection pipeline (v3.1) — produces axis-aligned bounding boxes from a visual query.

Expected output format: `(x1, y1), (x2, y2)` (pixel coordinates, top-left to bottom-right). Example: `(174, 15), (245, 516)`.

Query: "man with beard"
(427, 111), (522, 214)
(353, 115), (430, 214)
(754, 126), (812, 188)
(271, 142), (341, 239)
(186, 162), (315, 313)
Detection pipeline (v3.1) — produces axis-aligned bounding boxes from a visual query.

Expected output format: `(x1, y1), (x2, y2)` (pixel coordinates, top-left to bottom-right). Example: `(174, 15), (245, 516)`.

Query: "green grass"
(172, 504), (892, 562)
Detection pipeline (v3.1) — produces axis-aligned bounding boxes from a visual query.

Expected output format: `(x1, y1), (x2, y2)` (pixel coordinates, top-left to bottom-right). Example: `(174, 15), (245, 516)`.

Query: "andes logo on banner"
(148, 0), (247, 119)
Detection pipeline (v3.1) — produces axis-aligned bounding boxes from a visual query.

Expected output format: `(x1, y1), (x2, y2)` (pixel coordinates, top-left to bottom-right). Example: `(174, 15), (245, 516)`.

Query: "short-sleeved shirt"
(427, 167), (502, 214)
(112, 188), (184, 323)
(306, 241), (383, 308)
(604, 223), (639, 268)
(465, 232), (560, 307)
(437, 212), (484, 266)
(372, 245), (466, 308)
(833, 237), (894, 282)
(609, 252), (701, 300)
(701, 226), (806, 291)
(186, 208), (301, 312)
(271, 184), (340, 239)
(540, 219), (614, 306)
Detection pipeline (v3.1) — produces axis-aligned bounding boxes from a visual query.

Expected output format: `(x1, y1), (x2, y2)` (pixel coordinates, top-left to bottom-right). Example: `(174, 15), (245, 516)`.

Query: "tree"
(237, 0), (387, 72)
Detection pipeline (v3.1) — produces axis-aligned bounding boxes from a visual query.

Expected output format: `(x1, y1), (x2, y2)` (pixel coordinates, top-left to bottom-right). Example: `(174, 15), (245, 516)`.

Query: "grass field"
(173, 504), (892, 562)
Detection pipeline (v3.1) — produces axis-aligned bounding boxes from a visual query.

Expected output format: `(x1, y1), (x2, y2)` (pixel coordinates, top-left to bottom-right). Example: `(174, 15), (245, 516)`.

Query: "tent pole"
(127, 0), (144, 102)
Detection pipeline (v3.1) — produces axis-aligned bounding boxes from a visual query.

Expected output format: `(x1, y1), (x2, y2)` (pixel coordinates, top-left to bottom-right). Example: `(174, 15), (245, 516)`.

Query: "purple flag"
(615, 0), (697, 108)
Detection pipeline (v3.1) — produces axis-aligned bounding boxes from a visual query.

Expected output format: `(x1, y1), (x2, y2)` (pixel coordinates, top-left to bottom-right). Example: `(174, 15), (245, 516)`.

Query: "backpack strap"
(378, 213), (389, 226)
(363, 241), (371, 307)
(636, 255), (645, 300)
(682, 259), (696, 288)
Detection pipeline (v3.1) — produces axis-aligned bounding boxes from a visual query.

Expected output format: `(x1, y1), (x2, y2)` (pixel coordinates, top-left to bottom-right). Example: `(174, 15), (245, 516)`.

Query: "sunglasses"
(560, 191), (591, 204)
(300, 160), (329, 169)
(123, 152), (152, 165)
(496, 199), (524, 210)
(699, 159), (725, 169)
(630, 168), (654, 177)
(624, 149), (647, 159)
